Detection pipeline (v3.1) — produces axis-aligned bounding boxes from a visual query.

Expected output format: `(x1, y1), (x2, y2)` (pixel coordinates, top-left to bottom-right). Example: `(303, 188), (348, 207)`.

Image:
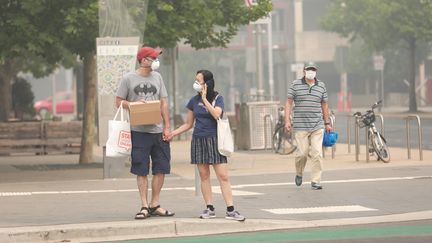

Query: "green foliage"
(61, 0), (99, 57)
(12, 77), (35, 118)
(0, 0), (76, 77)
(321, 0), (432, 53)
(141, 0), (272, 49)
(321, 0), (432, 111)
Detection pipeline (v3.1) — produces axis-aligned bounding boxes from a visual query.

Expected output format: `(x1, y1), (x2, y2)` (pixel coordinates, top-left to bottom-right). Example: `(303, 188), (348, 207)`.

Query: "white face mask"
(305, 70), (316, 80)
(193, 80), (202, 92)
(151, 60), (160, 70)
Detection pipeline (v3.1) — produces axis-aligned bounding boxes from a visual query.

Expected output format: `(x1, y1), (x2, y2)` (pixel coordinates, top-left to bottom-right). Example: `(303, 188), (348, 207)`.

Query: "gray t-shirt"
(116, 71), (168, 133)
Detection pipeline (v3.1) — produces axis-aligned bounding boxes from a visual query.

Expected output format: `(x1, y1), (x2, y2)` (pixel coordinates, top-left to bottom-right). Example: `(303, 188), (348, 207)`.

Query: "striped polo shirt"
(287, 77), (328, 132)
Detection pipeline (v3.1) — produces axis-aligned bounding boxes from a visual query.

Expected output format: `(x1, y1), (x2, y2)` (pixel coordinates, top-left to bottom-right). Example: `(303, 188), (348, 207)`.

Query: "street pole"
(381, 69), (384, 111)
(267, 13), (274, 101)
(255, 24), (264, 101)
(171, 46), (179, 116)
(373, 55), (385, 112)
(51, 72), (57, 116)
(376, 77), (380, 112)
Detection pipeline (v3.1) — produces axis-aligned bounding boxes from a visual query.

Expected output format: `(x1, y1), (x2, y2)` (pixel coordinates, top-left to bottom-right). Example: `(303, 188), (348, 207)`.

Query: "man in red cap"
(116, 46), (174, 219)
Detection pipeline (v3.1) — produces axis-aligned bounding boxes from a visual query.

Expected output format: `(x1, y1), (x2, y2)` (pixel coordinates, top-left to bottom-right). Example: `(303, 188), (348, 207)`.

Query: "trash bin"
(103, 146), (128, 179)
(236, 101), (280, 150)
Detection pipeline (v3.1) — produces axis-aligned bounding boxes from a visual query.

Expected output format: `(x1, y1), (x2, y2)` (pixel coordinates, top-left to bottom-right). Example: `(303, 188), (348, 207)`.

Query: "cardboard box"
(128, 101), (161, 125)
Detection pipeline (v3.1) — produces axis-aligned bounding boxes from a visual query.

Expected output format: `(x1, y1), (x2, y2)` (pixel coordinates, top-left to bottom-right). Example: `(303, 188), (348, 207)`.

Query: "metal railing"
(263, 114), (274, 150)
(405, 115), (423, 161)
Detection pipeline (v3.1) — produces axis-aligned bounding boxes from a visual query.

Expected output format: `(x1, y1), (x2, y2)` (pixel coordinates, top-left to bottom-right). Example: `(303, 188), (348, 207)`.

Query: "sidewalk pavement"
(0, 140), (431, 242)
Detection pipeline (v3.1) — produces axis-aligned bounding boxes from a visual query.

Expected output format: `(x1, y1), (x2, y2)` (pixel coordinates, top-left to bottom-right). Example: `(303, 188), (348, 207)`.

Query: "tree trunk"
(79, 52), (97, 164)
(408, 39), (417, 112)
(0, 61), (16, 122)
(0, 76), (11, 122)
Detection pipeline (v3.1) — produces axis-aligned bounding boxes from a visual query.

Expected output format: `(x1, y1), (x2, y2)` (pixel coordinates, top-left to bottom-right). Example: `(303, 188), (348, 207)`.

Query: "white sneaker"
(199, 208), (216, 219)
(225, 210), (246, 221)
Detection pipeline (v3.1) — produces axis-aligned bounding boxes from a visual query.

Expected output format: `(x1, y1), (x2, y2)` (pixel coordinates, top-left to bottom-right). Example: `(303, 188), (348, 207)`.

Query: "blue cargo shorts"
(130, 131), (171, 176)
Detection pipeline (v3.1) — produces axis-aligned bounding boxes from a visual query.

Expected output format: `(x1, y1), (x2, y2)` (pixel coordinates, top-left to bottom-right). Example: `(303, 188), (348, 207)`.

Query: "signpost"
(374, 55), (385, 111)
(96, 36), (139, 178)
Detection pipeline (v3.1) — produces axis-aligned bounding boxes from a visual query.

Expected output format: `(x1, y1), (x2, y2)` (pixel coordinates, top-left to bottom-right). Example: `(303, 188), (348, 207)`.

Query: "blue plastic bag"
(323, 131), (338, 147)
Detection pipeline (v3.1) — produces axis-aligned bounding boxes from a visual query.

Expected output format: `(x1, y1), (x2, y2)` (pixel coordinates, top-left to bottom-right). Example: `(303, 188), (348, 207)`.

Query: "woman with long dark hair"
(168, 70), (245, 221)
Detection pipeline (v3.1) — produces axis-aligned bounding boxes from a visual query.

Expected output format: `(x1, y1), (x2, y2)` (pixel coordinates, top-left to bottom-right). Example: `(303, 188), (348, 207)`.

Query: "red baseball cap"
(136, 46), (162, 61)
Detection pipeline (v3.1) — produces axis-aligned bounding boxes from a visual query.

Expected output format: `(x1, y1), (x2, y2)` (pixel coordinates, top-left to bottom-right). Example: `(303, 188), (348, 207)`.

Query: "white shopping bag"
(106, 102), (131, 157)
(217, 117), (234, 157)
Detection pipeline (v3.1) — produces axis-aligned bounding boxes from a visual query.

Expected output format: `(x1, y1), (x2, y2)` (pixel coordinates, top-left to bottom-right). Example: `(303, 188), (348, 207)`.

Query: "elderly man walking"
(284, 62), (332, 190)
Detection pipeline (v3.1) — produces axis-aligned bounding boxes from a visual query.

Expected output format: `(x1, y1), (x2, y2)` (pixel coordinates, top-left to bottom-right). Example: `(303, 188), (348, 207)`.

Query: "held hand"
(284, 122), (292, 132)
(165, 133), (174, 142)
(165, 129), (175, 142)
(325, 124), (333, 133)
(162, 128), (171, 141)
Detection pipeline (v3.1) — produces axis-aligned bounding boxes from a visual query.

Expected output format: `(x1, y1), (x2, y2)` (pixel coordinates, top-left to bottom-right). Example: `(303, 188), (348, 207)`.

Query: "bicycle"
(272, 107), (296, 154)
(353, 100), (390, 163)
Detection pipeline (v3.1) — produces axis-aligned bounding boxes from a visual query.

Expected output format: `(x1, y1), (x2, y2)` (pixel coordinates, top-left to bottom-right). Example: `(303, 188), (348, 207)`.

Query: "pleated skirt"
(190, 136), (227, 164)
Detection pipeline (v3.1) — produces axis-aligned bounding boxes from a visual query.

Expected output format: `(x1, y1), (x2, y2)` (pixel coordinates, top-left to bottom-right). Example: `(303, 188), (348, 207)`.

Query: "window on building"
(302, 0), (329, 31)
(272, 9), (285, 32)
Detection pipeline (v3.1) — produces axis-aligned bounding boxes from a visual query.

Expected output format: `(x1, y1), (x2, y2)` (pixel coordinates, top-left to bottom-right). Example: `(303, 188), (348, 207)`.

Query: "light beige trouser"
(294, 128), (324, 183)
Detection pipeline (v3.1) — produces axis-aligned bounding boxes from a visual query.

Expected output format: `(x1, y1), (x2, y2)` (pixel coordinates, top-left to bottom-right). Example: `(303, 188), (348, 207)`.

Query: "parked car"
(34, 91), (75, 116)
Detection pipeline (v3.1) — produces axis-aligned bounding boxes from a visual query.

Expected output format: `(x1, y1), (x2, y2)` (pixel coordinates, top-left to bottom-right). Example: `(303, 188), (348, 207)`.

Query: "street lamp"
(251, 14), (273, 101)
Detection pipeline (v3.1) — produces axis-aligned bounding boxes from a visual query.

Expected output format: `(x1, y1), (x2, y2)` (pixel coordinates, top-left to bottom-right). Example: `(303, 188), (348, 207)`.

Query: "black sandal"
(135, 207), (150, 220)
(149, 205), (175, 217)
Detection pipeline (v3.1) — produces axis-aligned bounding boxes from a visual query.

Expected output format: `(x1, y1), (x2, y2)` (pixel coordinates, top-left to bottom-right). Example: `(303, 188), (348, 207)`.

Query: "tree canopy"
(141, 0), (272, 49)
(0, 0), (272, 163)
(321, 0), (432, 111)
(0, 0), (76, 121)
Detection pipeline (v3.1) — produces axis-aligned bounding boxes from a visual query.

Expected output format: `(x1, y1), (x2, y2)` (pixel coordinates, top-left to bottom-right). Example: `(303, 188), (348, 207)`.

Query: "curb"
(2, 210), (432, 243)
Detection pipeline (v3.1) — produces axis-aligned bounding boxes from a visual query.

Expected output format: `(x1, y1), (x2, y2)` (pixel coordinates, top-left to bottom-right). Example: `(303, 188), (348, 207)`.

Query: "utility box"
(237, 101), (280, 150)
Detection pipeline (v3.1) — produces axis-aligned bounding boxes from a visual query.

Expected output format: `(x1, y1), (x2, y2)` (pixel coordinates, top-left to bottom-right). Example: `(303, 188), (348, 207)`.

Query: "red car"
(34, 91), (75, 115)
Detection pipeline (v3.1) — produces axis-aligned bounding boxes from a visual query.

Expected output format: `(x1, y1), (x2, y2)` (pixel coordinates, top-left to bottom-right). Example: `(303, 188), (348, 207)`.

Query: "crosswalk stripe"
(184, 187), (263, 196)
(263, 205), (378, 214)
(0, 175), (430, 197)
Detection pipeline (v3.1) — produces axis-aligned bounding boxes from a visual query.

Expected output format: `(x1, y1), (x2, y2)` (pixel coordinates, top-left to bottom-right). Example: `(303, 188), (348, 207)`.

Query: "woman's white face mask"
(193, 80), (202, 92)
(305, 70), (316, 80)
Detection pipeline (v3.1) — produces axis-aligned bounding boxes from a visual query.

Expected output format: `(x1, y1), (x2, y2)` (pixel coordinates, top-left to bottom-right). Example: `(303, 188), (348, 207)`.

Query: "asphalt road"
(1, 165), (431, 227)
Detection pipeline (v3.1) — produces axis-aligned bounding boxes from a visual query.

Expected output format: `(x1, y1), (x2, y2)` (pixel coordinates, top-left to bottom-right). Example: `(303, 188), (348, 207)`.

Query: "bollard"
(405, 115), (423, 160)
(347, 115), (352, 153)
(331, 115), (336, 159)
(365, 126), (369, 162)
(355, 117), (360, 161)
(263, 114), (274, 150)
(102, 146), (127, 179)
